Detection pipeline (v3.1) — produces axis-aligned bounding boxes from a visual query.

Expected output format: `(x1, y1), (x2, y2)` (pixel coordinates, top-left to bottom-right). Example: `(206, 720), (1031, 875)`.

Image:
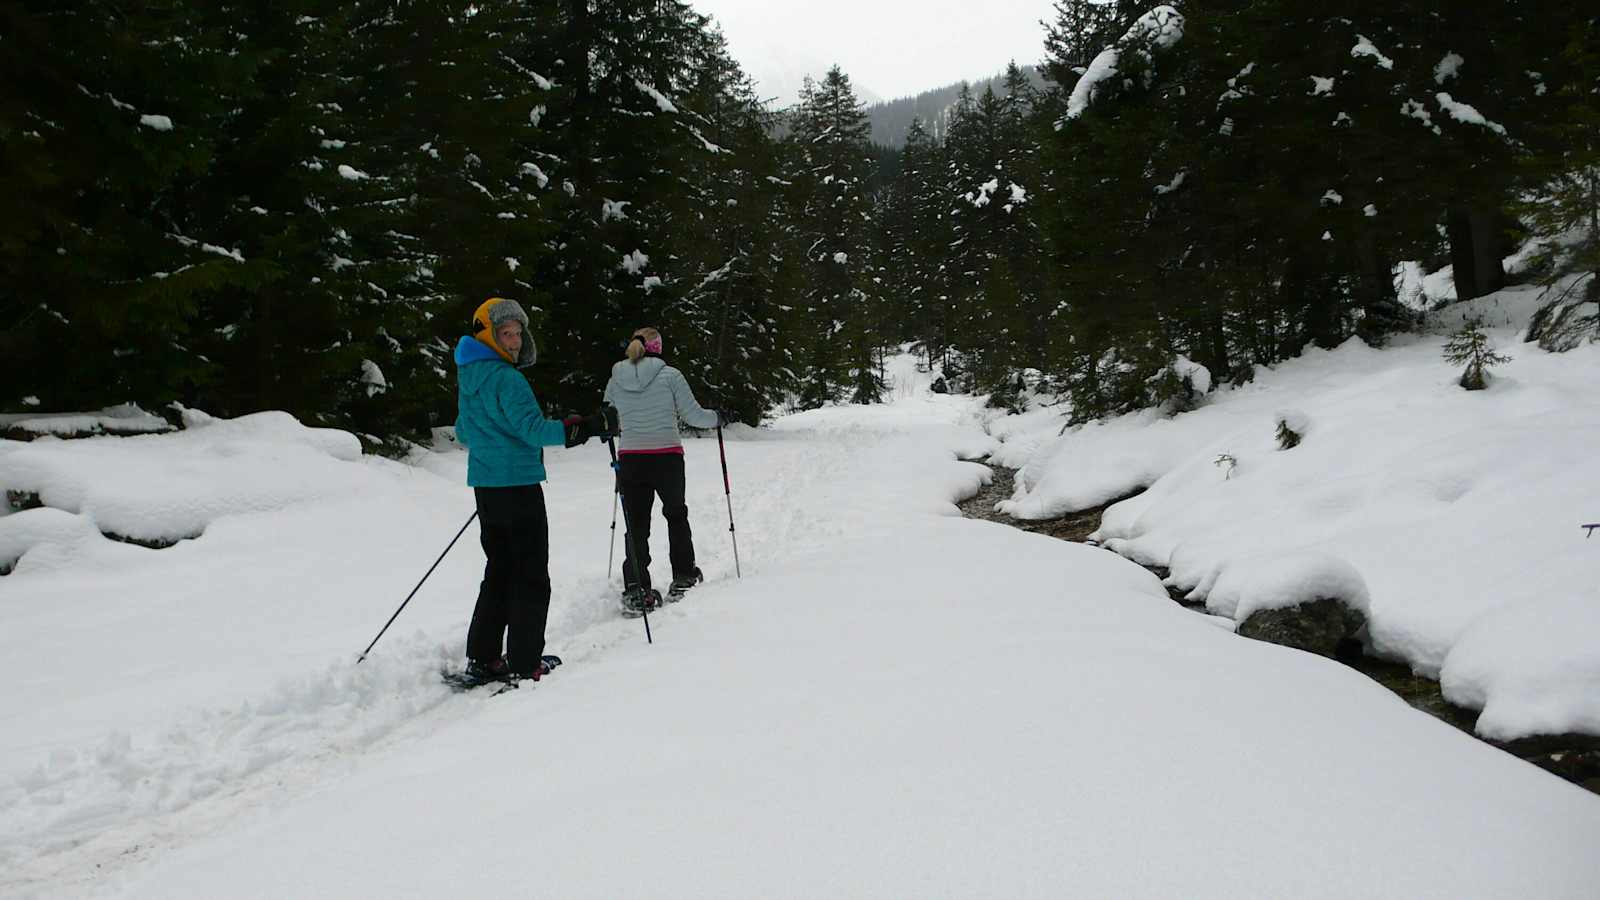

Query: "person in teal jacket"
(454, 297), (604, 684)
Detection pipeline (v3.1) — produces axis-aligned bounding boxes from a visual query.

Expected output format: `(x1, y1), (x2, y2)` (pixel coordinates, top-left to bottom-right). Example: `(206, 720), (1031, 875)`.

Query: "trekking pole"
(357, 511), (478, 664)
(717, 422), (741, 578)
(607, 488), (619, 577)
(604, 405), (652, 644)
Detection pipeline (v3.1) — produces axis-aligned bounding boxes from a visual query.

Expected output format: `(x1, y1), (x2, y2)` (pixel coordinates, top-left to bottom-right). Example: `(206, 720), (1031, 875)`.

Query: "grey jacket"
(603, 357), (718, 451)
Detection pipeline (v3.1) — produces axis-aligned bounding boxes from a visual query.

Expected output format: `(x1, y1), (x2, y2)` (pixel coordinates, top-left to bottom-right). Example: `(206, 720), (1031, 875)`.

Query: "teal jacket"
(454, 336), (567, 487)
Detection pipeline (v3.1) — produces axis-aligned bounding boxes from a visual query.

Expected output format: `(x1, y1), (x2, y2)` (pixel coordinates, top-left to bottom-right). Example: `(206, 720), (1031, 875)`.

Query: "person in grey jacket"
(603, 326), (722, 610)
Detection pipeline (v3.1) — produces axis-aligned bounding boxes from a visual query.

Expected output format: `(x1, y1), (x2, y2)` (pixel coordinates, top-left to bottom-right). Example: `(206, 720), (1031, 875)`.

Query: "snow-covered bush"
(1147, 355), (1211, 414)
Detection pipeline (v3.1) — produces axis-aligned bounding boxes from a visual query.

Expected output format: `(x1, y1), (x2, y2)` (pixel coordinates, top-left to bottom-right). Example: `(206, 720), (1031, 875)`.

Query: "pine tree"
(1521, 15), (1600, 350)
(1443, 317), (1510, 390)
(782, 66), (880, 407)
(1, 0), (253, 412)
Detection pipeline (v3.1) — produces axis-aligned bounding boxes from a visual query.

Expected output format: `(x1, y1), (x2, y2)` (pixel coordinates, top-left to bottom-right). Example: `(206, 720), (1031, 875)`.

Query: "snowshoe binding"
(620, 586), (663, 617)
(442, 656), (519, 695)
(666, 567), (703, 602)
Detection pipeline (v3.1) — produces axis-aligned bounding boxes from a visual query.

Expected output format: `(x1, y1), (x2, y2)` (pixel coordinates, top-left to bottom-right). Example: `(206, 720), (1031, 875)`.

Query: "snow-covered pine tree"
(0, 0), (251, 413)
(649, 21), (793, 424)
(940, 70), (1045, 405)
(1521, 15), (1600, 351)
(782, 66), (881, 407)
(879, 117), (953, 370)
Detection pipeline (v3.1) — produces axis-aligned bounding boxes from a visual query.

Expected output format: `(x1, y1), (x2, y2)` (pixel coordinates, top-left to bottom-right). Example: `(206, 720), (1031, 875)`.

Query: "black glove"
(562, 413), (605, 448)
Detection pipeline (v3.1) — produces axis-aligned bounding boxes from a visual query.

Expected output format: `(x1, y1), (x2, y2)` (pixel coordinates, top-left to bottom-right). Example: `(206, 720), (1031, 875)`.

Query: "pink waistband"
(618, 446), (684, 456)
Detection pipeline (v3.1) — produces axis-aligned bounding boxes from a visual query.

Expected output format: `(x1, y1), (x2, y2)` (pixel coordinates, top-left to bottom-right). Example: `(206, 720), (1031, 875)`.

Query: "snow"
(520, 162), (550, 188)
(1321, 189), (1343, 206)
(0, 411), (361, 546)
(1309, 76), (1335, 96)
(359, 360), (387, 397)
(1064, 5), (1184, 121)
(1066, 48), (1121, 120)
(621, 249), (649, 274)
(138, 114), (173, 131)
(966, 177), (1000, 207)
(337, 164), (369, 181)
(1436, 92), (1508, 136)
(1401, 98), (1441, 134)
(169, 234), (245, 263)
(0, 404), (172, 438)
(3, 352), (1599, 896)
(1351, 34), (1394, 70)
(1199, 550), (1370, 621)
(994, 284), (1600, 741)
(832, 251), (848, 264)
(634, 79), (677, 113)
(1435, 52), (1465, 84)
(601, 198), (630, 221)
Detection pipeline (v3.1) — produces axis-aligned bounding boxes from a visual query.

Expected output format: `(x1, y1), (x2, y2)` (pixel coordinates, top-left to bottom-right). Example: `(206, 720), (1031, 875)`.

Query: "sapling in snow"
(1275, 409), (1308, 450)
(1214, 453), (1237, 479)
(1442, 318), (1510, 390)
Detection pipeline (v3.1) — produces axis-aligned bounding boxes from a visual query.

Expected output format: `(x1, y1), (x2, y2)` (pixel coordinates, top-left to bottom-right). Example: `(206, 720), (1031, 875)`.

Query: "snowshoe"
(620, 587), (663, 617)
(666, 567), (703, 602)
(442, 657), (519, 694)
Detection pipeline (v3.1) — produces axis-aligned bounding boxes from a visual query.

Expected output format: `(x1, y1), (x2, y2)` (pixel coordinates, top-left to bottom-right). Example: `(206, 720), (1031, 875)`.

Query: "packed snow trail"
(3, 355), (1598, 897)
(94, 516), (1600, 899)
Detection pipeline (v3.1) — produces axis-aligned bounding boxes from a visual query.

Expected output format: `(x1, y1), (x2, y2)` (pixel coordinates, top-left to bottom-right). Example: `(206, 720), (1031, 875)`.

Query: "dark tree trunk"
(1470, 208), (1508, 297)
(1446, 206), (1507, 301)
(1446, 206), (1480, 300)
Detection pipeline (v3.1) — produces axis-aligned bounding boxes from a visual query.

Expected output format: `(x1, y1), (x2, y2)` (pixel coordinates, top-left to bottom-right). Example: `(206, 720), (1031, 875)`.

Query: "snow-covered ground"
(2, 351), (1598, 898)
(993, 283), (1600, 742)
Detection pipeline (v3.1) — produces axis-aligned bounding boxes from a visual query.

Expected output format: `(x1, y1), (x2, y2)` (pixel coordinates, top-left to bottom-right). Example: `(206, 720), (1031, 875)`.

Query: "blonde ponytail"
(625, 326), (661, 364)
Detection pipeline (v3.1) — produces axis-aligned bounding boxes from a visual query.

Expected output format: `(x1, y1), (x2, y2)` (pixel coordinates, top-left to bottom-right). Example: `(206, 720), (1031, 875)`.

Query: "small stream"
(959, 458), (1600, 796)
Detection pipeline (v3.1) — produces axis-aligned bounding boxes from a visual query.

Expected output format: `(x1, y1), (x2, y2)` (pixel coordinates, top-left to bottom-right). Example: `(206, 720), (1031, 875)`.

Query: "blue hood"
(455, 336), (505, 396)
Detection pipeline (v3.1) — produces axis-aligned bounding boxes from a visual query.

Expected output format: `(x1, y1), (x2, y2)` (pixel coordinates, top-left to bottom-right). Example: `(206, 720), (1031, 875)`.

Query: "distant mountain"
(862, 65), (1047, 148)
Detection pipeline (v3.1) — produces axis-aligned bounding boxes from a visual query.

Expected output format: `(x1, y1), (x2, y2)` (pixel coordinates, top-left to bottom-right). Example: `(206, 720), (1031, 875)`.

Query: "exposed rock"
(1237, 596), (1366, 657)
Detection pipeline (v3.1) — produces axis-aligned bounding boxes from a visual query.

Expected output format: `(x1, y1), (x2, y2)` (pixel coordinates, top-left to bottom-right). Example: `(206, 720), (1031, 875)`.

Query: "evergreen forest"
(4, 0), (1597, 441)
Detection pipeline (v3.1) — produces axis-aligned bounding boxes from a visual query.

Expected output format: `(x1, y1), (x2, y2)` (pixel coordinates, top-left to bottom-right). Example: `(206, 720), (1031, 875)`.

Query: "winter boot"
(515, 655), (563, 682)
(667, 567), (703, 602)
(462, 656), (515, 686)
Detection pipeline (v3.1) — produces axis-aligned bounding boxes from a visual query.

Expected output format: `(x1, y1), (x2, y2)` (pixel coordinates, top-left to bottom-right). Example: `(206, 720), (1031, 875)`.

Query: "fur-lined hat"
(472, 297), (536, 367)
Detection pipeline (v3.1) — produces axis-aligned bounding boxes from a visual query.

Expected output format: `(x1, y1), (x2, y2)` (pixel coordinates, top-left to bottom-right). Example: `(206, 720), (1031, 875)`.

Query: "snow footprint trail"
(0, 602), (656, 895)
(0, 638), (454, 881)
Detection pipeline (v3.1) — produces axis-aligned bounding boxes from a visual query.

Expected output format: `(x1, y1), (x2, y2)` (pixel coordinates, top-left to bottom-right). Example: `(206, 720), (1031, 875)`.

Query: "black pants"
(618, 453), (695, 592)
(466, 484), (551, 677)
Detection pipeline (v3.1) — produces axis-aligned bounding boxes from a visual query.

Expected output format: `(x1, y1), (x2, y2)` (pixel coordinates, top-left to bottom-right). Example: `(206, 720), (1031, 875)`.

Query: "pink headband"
(643, 336), (663, 354)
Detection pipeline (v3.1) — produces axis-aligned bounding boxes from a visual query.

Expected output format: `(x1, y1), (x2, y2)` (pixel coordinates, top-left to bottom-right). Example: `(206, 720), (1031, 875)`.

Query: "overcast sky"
(688, 0), (1056, 108)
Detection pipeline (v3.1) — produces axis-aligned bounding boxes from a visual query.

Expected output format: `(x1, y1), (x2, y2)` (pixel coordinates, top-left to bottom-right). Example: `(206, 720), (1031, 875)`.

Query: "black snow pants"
(466, 484), (551, 677)
(618, 453), (695, 592)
